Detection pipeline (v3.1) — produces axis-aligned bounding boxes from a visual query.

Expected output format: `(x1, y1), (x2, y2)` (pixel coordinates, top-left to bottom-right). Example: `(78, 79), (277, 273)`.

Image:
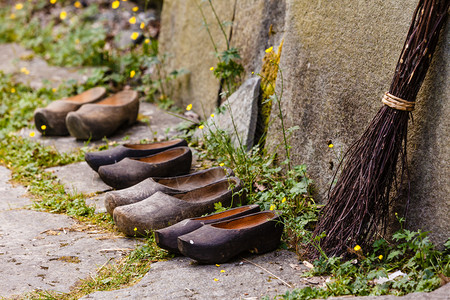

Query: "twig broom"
(311, 0), (449, 257)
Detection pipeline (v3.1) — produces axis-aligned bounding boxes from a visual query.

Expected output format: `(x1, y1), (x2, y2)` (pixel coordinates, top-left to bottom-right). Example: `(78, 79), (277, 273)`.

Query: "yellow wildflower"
(134, 227), (137, 231)
(140, 22), (145, 29)
(50, 0), (57, 4)
(215, 264), (220, 267)
(186, 104), (192, 111)
(354, 245), (361, 251)
(112, 1), (120, 9)
(10, 13), (16, 19)
(74, 1), (82, 8)
(130, 32), (139, 40)
(11, 88), (16, 93)
(328, 144), (334, 148)
(209, 67), (214, 71)
(15, 3), (24, 10)
(210, 113), (215, 118)
(220, 270), (225, 273)
(265, 46), (273, 53)
(29, 131), (35, 137)
(144, 38), (150, 44)
(60, 11), (67, 20)
(132, 6), (139, 12)
(219, 163), (225, 167)
(270, 204), (276, 211)
(52, 88), (57, 93)
(20, 67), (30, 75)
(378, 255), (383, 260)
(282, 197), (286, 203)
(213, 278), (219, 282)
(129, 16), (136, 24)
(130, 70), (136, 78)
(41, 125), (47, 130)
(199, 125), (204, 130)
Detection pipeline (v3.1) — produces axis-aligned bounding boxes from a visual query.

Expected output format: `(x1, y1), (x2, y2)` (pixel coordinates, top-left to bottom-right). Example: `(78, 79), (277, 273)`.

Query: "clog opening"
(66, 87), (106, 104)
(195, 205), (257, 221)
(139, 147), (187, 163)
(174, 178), (238, 202)
(98, 90), (137, 105)
(124, 139), (183, 150)
(157, 167), (227, 189)
(212, 212), (276, 230)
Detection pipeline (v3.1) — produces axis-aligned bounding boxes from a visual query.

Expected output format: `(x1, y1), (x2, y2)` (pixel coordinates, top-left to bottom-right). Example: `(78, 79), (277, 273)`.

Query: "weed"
(279, 219), (449, 299)
(194, 43), (318, 251)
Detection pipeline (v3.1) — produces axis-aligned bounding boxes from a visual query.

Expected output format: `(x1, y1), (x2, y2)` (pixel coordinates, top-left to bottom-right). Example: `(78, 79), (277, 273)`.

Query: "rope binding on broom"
(382, 92), (415, 111)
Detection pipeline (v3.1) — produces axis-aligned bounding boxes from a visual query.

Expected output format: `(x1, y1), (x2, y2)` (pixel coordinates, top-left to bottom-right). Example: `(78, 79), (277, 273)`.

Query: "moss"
(257, 40), (283, 145)
(58, 256), (81, 264)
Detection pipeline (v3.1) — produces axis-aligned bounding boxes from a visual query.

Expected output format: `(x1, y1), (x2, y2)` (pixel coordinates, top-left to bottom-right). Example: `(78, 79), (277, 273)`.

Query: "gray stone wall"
(266, 0), (449, 246)
(159, 0), (285, 116)
(159, 0), (449, 245)
(158, 0), (234, 117)
(405, 22), (449, 246)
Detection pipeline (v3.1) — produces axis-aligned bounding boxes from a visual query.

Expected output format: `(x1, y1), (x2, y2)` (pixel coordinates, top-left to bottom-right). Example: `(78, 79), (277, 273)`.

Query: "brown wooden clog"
(33, 87), (106, 136)
(112, 177), (243, 236)
(104, 166), (233, 216)
(65, 90), (138, 140)
(98, 146), (192, 189)
(155, 204), (260, 253)
(85, 139), (188, 172)
(177, 210), (283, 264)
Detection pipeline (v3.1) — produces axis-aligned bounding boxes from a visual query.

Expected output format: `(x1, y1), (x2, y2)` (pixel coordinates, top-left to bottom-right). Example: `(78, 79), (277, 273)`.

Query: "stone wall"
(159, 0), (449, 245)
(159, 0), (285, 116)
(158, 0), (234, 117)
(266, 0), (449, 246)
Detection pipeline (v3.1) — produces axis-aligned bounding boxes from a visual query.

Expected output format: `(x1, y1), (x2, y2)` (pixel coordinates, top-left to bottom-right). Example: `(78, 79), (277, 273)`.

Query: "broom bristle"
(311, 0), (449, 258)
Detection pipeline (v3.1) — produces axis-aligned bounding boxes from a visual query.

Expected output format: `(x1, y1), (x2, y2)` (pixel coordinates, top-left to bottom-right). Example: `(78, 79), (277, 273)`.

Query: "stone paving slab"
(20, 102), (185, 154)
(0, 167), (31, 211)
(81, 250), (310, 300)
(0, 210), (137, 298)
(0, 43), (93, 90)
(46, 162), (112, 196)
(82, 269), (449, 300)
(0, 166), (138, 298)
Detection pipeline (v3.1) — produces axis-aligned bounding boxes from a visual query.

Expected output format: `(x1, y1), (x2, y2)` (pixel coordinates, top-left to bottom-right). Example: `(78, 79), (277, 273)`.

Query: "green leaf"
(290, 180), (308, 195)
(387, 250), (403, 261)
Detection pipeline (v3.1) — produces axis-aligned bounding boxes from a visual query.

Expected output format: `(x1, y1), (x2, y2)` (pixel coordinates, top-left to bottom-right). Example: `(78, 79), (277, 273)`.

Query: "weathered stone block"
(194, 77), (261, 150)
